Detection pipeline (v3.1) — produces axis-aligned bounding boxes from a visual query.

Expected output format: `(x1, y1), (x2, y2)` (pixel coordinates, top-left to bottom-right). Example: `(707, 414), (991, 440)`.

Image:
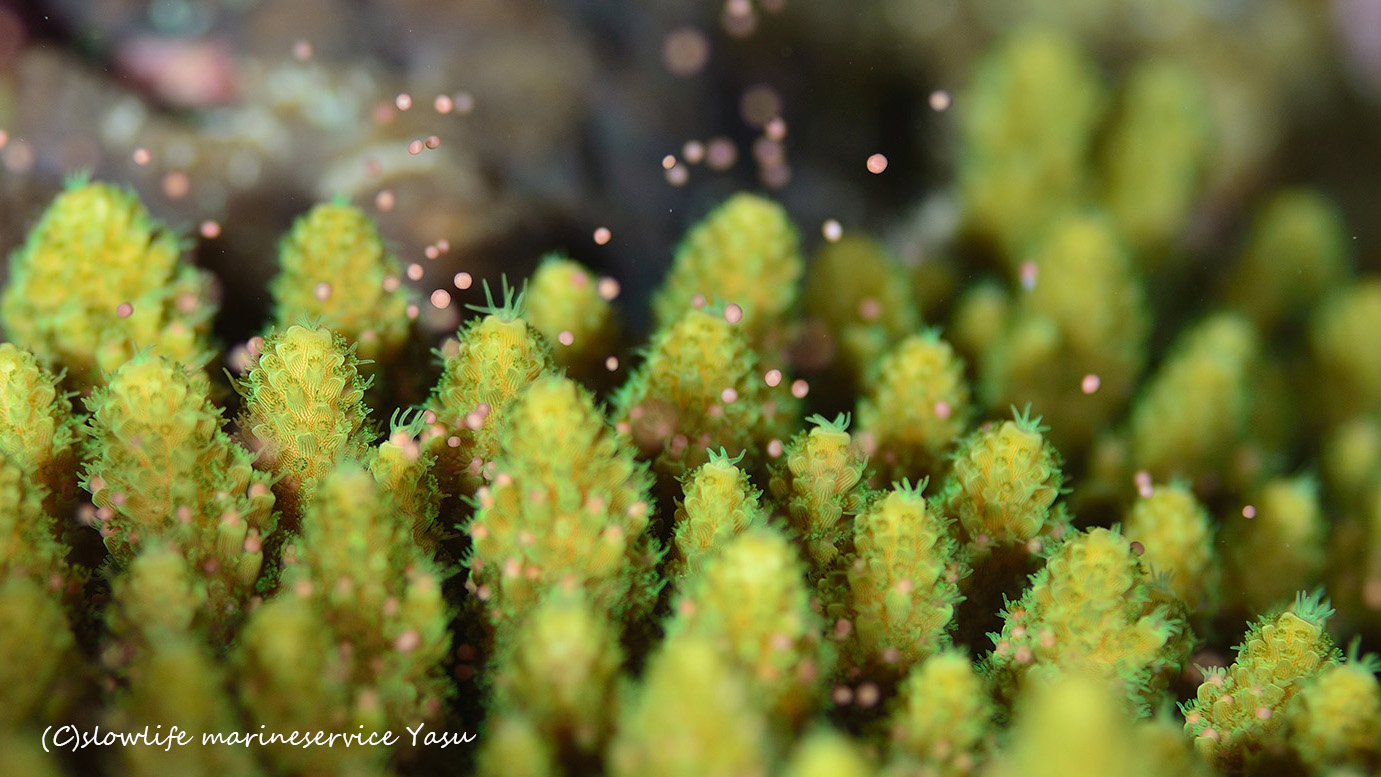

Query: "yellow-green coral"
(988, 672), (1206, 777)
(0, 178), (217, 387)
(114, 633), (265, 777)
(939, 408), (1065, 552)
(466, 374), (659, 631)
(669, 447), (765, 581)
(1322, 414), (1381, 512)
(367, 410), (444, 555)
(103, 546), (205, 647)
(0, 6), (1374, 766)
(608, 635), (772, 777)
(476, 715), (559, 777)
(271, 202), (413, 365)
(1122, 482), (1219, 612)
(0, 343), (81, 518)
(1286, 654), (1381, 772)
(653, 192), (803, 348)
(487, 589), (623, 755)
(949, 281), (1011, 369)
(0, 733), (66, 777)
(1099, 58), (1213, 256)
(959, 27), (1106, 262)
(1128, 312), (1259, 484)
(856, 331), (972, 485)
(613, 306), (778, 480)
(667, 526), (832, 726)
(1310, 279), (1381, 424)
(235, 594), (390, 777)
(1227, 189), (1349, 332)
(802, 234), (920, 389)
(82, 352), (276, 632)
(1183, 592), (1343, 771)
(1221, 475), (1327, 615)
(783, 727), (876, 777)
(280, 461), (451, 729)
(981, 211), (1147, 452)
(236, 464), (444, 773)
(0, 575), (80, 728)
(986, 527), (1191, 713)
(106, 549), (262, 777)
(422, 283), (554, 495)
(886, 650), (994, 777)
(0, 451), (71, 592)
(769, 413), (870, 574)
(236, 323), (375, 528)
(846, 481), (965, 673)
(0, 58), (1376, 772)
(523, 253), (618, 380)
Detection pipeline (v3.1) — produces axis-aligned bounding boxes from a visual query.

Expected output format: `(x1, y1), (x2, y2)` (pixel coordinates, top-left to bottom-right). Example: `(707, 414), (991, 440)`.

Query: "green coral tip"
(389, 407), (430, 437)
(1292, 588), (1335, 626)
(705, 447), (748, 466)
(1009, 403), (1049, 434)
(894, 477), (931, 496)
(465, 276), (527, 320)
(805, 413), (851, 433)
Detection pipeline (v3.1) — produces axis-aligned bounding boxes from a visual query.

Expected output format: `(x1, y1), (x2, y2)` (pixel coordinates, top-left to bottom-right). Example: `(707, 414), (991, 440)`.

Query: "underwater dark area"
(3, 0), (1381, 775)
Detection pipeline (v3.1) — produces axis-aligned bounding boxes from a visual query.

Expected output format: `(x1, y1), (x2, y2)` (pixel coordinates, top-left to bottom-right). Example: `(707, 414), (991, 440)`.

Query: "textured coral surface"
(3, 3), (1381, 776)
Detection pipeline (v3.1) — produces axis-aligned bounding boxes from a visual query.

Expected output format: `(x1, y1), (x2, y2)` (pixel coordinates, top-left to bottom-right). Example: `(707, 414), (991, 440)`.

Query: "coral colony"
(5, 21), (1381, 777)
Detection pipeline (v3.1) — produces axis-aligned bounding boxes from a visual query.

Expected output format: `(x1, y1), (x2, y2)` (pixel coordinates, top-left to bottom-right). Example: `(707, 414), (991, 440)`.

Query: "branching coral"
(2, 19), (1379, 774)
(985, 527), (1192, 714)
(270, 201), (414, 366)
(653, 192), (803, 351)
(1182, 592), (1343, 771)
(422, 281), (554, 497)
(668, 447), (765, 582)
(1, 178), (218, 388)
(845, 480), (966, 674)
(235, 323), (375, 530)
(82, 352), (276, 635)
(465, 374), (660, 632)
